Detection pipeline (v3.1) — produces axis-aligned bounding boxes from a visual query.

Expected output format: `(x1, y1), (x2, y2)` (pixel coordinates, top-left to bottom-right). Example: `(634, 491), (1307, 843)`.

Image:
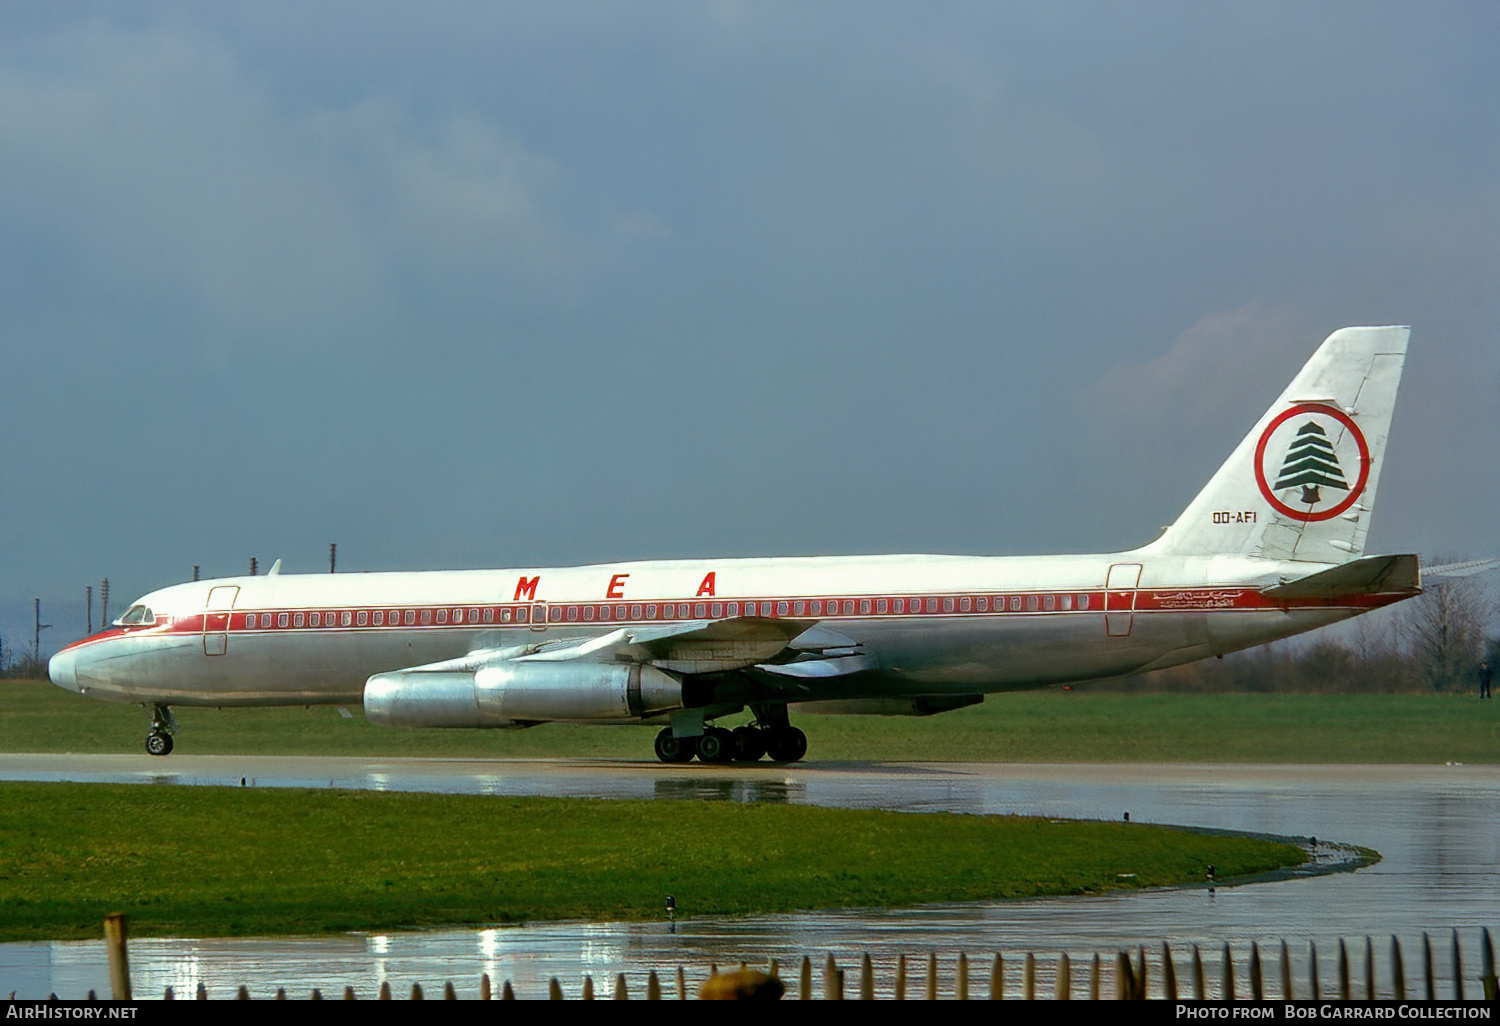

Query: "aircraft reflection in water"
(52, 327), (1422, 763)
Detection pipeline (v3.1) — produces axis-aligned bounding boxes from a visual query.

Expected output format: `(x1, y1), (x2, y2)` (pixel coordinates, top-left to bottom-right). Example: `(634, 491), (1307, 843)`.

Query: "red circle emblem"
(1254, 403), (1370, 522)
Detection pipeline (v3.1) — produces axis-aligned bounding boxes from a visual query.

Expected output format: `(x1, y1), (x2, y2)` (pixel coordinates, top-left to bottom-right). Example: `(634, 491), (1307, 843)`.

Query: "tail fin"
(1148, 325), (1409, 564)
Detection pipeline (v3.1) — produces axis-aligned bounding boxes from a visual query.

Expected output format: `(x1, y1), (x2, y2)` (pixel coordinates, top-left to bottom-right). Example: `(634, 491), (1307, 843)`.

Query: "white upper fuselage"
(49, 546), (1398, 708)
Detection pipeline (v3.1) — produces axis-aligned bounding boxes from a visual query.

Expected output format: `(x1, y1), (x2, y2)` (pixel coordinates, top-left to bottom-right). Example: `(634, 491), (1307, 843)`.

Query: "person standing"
(1480, 661), (1492, 699)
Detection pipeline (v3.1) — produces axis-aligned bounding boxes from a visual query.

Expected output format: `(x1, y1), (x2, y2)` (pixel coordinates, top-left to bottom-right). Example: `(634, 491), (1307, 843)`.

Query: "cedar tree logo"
(1254, 403), (1370, 522)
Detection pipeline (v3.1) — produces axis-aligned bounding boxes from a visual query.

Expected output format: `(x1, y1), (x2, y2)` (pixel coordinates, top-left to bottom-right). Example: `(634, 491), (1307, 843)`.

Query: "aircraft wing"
(1260, 552), (1422, 600)
(515, 616), (818, 674)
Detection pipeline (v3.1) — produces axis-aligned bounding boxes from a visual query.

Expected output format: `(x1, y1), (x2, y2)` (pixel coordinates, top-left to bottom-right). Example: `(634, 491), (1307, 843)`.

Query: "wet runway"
(1, 756), (1496, 998)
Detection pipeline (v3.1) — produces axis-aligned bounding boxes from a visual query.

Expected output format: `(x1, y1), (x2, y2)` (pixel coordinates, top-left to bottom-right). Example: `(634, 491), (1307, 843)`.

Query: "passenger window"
(357, 610), (369, 625)
(727, 602), (739, 616)
(278, 613), (289, 628)
(1011, 596), (1022, 611)
(404, 610), (415, 625)
(942, 598), (955, 613)
(374, 611), (384, 626)
(1026, 596), (1039, 611)
(877, 599), (888, 613)
(793, 601), (805, 616)
(646, 605), (658, 619)
(293, 613), (305, 627)
(925, 598), (938, 613)
(695, 602), (706, 617)
(513, 607), (526, 624)
(436, 609), (448, 624)
(583, 606), (594, 621)
(1061, 595), (1073, 610)
(959, 597), (971, 612)
(860, 599), (872, 614)
(711, 603), (722, 618)
(1078, 594), (1090, 610)
(777, 601), (789, 616)
(308, 612), (320, 627)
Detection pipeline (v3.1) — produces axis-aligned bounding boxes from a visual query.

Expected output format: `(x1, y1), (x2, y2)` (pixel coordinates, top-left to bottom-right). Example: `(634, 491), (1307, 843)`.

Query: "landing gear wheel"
(146, 731), (174, 757)
(765, 726), (807, 763)
(731, 726), (767, 762)
(695, 727), (735, 764)
(654, 728), (697, 764)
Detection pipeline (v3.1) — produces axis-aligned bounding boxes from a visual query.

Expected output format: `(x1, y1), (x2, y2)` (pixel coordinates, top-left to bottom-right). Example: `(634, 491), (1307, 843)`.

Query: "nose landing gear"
(145, 703), (177, 756)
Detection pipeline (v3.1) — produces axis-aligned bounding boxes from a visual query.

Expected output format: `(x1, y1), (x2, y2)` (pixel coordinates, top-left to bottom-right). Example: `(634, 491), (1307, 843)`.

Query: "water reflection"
(0, 759), (1495, 998)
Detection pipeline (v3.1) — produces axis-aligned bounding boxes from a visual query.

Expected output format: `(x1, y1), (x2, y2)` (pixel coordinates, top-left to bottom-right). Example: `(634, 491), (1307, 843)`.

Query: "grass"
(2, 680), (1496, 763)
(0, 781), (1305, 942)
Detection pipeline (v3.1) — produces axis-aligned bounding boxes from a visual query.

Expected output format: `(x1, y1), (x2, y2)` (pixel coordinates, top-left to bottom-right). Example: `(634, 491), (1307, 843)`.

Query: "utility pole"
(100, 579), (109, 628)
(192, 566), (200, 582)
(86, 585), (93, 634)
(329, 543), (337, 573)
(33, 599), (51, 659)
(250, 557), (258, 577)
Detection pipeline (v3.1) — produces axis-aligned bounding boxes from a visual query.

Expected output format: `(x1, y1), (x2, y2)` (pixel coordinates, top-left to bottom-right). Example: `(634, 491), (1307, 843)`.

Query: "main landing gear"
(145, 703), (176, 756)
(653, 723), (808, 765)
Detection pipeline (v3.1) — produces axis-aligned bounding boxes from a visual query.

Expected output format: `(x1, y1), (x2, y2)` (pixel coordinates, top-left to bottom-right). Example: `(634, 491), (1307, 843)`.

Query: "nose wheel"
(145, 703), (177, 757)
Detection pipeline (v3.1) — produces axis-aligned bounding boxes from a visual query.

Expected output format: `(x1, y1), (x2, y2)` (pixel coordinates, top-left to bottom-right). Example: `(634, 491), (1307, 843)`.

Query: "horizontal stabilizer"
(1260, 553), (1420, 600)
(1423, 558), (1500, 579)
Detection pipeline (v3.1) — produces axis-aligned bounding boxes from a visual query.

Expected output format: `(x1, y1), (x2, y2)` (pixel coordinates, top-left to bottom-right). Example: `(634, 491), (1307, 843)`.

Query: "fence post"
(1481, 928), (1497, 1001)
(1365, 936), (1376, 1000)
(956, 952), (968, 1000)
(103, 913), (130, 1001)
(1250, 942), (1264, 1000)
(799, 957), (811, 1000)
(1025, 952), (1036, 1000)
(1223, 943), (1235, 1001)
(1423, 933), (1435, 1001)
(1056, 953), (1070, 1000)
(1391, 935), (1406, 1000)
(582, 975), (594, 1000)
(992, 954), (1004, 1001)
(1090, 953), (1100, 1001)
(480, 973), (491, 1000)
(1309, 940), (1319, 1000)
(1451, 929), (1463, 1001)
(1281, 940), (1294, 1000)
(895, 953), (907, 1000)
(1191, 945), (1204, 1000)
(1338, 939), (1350, 1000)
(926, 952), (938, 1001)
(647, 970), (661, 1000)
(1162, 944), (1177, 1001)
(1116, 951), (1132, 1000)
(613, 973), (627, 1000)
(860, 954), (874, 1000)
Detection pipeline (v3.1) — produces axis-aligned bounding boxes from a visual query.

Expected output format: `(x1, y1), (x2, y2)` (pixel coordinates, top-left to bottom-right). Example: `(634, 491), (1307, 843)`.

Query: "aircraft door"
(1105, 564), (1142, 637)
(203, 585), (239, 656)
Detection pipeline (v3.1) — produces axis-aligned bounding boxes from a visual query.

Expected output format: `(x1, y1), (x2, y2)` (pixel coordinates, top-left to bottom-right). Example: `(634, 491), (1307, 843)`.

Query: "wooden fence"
(80, 914), (1497, 1000)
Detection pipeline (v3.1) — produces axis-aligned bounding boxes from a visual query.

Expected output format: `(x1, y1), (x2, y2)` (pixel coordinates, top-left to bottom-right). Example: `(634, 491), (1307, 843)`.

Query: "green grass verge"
(0, 781), (1305, 942)
(3, 681), (1496, 762)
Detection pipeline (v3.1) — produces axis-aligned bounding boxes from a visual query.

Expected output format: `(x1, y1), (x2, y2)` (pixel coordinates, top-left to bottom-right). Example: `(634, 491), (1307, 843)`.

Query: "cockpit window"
(117, 605), (155, 626)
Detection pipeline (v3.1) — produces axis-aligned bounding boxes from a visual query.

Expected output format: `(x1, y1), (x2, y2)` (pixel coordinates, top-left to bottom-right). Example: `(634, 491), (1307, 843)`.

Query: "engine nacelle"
(364, 661), (683, 728)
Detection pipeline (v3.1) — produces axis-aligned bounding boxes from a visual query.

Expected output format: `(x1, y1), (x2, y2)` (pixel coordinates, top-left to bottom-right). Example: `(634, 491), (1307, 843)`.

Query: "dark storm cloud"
(1, 2), (1494, 649)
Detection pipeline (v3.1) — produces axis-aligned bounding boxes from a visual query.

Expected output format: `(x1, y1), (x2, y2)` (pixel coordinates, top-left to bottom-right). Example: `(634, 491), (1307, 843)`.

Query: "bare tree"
(1399, 574), (1494, 693)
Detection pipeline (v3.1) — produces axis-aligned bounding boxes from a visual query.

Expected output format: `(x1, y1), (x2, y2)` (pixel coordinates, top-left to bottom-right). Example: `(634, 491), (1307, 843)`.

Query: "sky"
(2, 2), (1496, 653)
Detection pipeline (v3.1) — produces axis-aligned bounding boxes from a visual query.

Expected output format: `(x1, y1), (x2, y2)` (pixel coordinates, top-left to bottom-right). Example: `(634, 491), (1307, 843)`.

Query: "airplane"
(50, 325), (1422, 763)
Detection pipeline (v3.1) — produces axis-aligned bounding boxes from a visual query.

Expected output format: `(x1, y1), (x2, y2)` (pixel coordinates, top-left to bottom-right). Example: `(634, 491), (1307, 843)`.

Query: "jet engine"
(363, 660), (683, 728)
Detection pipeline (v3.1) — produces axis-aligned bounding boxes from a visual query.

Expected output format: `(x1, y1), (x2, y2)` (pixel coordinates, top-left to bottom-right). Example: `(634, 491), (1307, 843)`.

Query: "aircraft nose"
(48, 648), (79, 691)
